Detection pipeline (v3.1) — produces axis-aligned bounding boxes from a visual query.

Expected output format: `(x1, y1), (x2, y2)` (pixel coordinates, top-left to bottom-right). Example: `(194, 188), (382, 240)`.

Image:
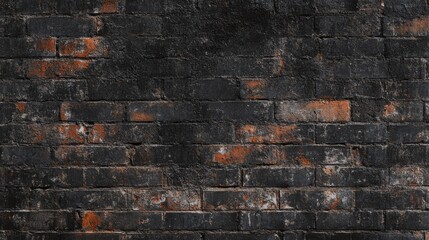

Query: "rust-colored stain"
(237, 124), (299, 143)
(130, 112), (155, 122)
(274, 50), (285, 75)
(57, 125), (85, 144)
(243, 193), (250, 201)
(213, 146), (252, 164)
(15, 102), (26, 112)
(383, 102), (397, 116)
(322, 166), (334, 175)
(297, 155), (311, 166)
(35, 38), (56, 54)
(394, 17), (429, 35)
(82, 212), (101, 231)
(305, 100), (351, 122)
(329, 196), (341, 209)
(60, 103), (70, 121)
(100, 0), (118, 13)
(89, 124), (106, 143)
(243, 79), (266, 99)
(27, 60), (90, 78)
(60, 38), (104, 58)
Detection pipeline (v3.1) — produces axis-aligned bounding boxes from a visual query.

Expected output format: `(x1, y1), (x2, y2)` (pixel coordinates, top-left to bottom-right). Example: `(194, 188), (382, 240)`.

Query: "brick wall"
(1, 0), (429, 239)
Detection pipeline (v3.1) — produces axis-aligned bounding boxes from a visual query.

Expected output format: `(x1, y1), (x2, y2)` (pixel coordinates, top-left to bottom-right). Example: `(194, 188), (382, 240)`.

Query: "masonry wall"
(1, 0), (429, 239)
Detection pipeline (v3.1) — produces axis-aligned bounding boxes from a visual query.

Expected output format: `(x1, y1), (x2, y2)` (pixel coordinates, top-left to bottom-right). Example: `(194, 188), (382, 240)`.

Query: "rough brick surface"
(1, 0), (429, 238)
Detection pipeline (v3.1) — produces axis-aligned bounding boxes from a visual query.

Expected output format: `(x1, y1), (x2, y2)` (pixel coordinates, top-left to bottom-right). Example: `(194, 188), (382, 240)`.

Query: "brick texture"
(1, 0), (429, 238)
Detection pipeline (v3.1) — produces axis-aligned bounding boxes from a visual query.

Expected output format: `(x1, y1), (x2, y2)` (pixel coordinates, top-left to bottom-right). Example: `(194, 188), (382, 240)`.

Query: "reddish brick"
(82, 211), (101, 231)
(207, 145), (278, 165)
(131, 190), (201, 211)
(276, 100), (351, 122)
(236, 124), (314, 143)
(34, 37), (56, 55)
(26, 59), (91, 78)
(203, 189), (278, 210)
(59, 37), (107, 58)
(99, 0), (120, 13)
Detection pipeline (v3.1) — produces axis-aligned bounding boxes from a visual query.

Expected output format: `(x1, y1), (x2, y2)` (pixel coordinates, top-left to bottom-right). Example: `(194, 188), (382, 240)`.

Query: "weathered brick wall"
(1, 0), (429, 239)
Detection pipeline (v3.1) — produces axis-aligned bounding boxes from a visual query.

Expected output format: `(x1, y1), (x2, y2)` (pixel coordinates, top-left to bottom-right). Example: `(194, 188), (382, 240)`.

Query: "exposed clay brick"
(276, 100), (351, 122)
(59, 37), (108, 58)
(131, 189), (201, 211)
(204, 145), (279, 165)
(26, 59), (91, 78)
(203, 189), (278, 210)
(235, 124), (314, 144)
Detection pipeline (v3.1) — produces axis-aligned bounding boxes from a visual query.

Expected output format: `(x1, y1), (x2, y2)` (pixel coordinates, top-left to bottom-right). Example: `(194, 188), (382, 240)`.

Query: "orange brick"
(26, 59), (90, 78)
(276, 100), (351, 122)
(59, 37), (107, 58)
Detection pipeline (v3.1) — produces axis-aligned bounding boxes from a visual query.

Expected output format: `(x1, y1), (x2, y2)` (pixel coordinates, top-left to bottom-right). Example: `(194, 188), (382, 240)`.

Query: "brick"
(390, 167), (429, 186)
(236, 124), (314, 144)
(164, 78), (239, 100)
(89, 123), (158, 144)
(59, 37), (107, 58)
(84, 167), (162, 187)
(132, 145), (200, 165)
(316, 15), (380, 36)
(321, 38), (384, 58)
(99, 15), (162, 35)
(61, 233), (125, 240)
(278, 146), (350, 166)
(82, 211), (163, 231)
(53, 146), (128, 166)
(0, 59), (24, 78)
(27, 17), (97, 36)
(389, 125), (429, 143)
(0, 37), (56, 57)
(355, 189), (426, 209)
(351, 145), (388, 167)
(127, 233), (202, 240)
(160, 123), (234, 144)
(275, 100), (351, 122)
(243, 167), (315, 187)
(125, 0), (164, 13)
(131, 189), (201, 211)
(386, 39), (429, 58)
(0, 211), (79, 230)
(59, 190), (129, 210)
(26, 59), (92, 79)
(315, 79), (385, 99)
(388, 58), (425, 80)
(387, 211), (429, 230)
(384, 0), (429, 16)
(280, 189), (353, 210)
(202, 145), (278, 165)
(0, 17), (25, 36)
(8, 124), (86, 144)
(241, 211), (315, 230)
(387, 145), (429, 166)
(317, 166), (387, 187)
(316, 211), (383, 230)
(88, 79), (161, 100)
(352, 100), (424, 122)
(1, 167), (83, 188)
(165, 212), (239, 230)
(386, 81), (429, 100)
(327, 58), (389, 79)
(198, 101), (273, 121)
(203, 189), (277, 210)
(0, 146), (51, 166)
(60, 102), (124, 122)
(384, 17), (429, 36)
(166, 167), (241, 187)
(128, 102), (196, 122)
(205, 233), (280, 240)
(320, 0), (381, 13)
(316, 124), (387, 144)
(240, 78), (313, 100)
(0, 102), (60, 123)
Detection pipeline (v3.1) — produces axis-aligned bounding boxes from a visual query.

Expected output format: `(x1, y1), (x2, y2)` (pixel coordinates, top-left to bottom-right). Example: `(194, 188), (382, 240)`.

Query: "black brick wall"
(1, 0), (429, 239)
